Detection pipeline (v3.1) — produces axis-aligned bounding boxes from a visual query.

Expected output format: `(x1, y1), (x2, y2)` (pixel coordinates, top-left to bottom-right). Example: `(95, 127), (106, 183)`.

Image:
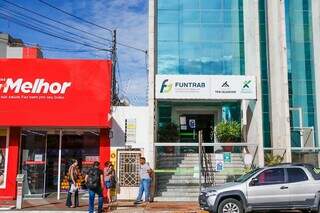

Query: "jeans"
(88, 189), (103, 213)
(136, 178), (151, 202)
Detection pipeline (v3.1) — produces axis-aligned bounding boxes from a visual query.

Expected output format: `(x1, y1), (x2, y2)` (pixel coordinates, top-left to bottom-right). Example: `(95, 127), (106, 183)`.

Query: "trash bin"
(16, 174), (25, 209)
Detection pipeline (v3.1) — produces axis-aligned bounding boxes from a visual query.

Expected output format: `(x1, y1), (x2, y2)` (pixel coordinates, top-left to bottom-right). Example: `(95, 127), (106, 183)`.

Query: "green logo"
(243, 80), (251, 89)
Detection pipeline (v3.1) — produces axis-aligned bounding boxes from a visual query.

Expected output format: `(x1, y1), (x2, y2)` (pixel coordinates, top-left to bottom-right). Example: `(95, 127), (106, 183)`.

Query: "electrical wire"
(0, 13), (111, 51)
(37, 0), (147, 53)
(0, 0), (111, 43)
(1, 0), (147, 54)
(0, 7), (108, 48)
(38, 0), (113, 33)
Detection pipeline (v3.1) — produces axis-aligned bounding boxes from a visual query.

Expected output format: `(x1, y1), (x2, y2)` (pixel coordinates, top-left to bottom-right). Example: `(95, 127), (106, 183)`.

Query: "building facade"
(148, 0), (320, 198)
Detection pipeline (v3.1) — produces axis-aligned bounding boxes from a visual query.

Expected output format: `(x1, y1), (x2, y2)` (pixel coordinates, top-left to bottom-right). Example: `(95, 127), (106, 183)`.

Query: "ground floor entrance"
(20, 129), (101, 199)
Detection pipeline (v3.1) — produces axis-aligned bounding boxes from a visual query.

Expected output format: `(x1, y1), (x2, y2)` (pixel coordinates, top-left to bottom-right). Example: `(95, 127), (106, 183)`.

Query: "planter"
(223, 146), (233, 152)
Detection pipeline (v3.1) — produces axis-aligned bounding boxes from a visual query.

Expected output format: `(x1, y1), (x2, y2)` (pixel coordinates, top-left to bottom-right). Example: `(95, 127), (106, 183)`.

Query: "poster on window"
(0, 129), (8, 188)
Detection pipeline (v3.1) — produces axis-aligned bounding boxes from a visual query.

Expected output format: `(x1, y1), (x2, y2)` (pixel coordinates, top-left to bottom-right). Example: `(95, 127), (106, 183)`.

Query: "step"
(154, 196), (198, 202)
(160, 191), (200, 197)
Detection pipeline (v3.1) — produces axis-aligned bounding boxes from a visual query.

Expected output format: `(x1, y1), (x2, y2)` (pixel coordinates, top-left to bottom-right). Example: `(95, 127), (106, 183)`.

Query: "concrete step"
(160, 191), (200, 197)
(154, 196), (198, 202)
(157, 187), (200, 193)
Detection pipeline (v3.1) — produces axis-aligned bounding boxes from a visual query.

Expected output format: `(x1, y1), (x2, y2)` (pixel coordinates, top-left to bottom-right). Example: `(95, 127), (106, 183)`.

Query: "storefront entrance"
(20, 129), (100, 199)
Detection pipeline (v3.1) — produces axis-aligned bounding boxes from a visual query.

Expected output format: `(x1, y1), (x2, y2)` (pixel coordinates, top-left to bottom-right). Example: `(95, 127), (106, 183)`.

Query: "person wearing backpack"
(85, 161), (104, 213)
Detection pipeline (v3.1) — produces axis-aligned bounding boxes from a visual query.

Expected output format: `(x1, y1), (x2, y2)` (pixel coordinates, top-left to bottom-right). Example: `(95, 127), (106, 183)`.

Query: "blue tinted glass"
(158, 0), (179, 9)
(158, 23), (179, 41)
(158, 10), (179, 23)
(158, 41), (179, 74)
(157, 0), (244, 75)
(201, 24), (223, 41)
(202, 11), (223, 23)
(200, 0), (222, 9)
(180, 24), (201, 42)
(181, 11), (201, 23)
(181, 0), (199, 9)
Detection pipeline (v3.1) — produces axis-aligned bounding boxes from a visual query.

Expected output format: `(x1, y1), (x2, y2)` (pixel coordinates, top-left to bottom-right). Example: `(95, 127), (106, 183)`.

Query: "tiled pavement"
(0, 198), (206, 213)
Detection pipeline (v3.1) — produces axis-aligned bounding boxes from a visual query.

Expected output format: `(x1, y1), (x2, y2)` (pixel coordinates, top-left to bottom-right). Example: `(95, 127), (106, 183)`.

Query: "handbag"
(69, 183), (78, 193)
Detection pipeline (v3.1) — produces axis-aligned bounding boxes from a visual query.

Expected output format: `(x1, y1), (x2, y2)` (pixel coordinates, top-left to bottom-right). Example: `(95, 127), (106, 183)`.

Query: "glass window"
(257, 168), (285, 185)
(202, 11), (223, 23)
(158, 0), (179, 9)
(158, 41), (179, 74)
(223, 0), (241, 10)
(158, 10), (179, 23)
(201, 24), (223, 41)
(158, 23), (179, 41)
(0, 129), (8, 189)
(181, 0), (199, 9)
(287, 168), (308, 183)
(181, 11), (201, 23)
(200, 0), (222, 9)
(180, 24), (201, 42)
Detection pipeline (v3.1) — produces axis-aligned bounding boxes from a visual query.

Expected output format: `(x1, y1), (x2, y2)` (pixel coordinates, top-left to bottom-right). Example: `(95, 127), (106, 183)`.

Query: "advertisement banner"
(156, 75), (256, 100)
(0, 129), (8, 189)
(0, 59), (112, 127)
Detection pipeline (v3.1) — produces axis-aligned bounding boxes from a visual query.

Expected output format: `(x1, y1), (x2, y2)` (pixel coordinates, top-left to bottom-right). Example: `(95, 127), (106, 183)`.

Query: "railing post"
(198, 130), (203, 192)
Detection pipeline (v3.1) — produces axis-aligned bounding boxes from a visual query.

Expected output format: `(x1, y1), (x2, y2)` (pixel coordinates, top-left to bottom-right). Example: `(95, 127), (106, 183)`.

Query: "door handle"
(280, 186), (288, 190)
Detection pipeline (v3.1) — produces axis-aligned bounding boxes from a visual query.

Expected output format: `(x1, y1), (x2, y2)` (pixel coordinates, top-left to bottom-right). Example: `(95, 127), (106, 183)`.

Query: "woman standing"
(104, 161), (115, 204)
(66, 159), (79, 208)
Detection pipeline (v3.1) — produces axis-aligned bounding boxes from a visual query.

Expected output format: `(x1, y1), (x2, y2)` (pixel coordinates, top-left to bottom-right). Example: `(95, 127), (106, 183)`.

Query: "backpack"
(86, 168), (100, 190)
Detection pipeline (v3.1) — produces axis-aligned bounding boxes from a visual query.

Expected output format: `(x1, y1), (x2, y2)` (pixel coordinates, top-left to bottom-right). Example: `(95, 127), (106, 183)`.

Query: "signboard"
(0, 129), (8, 189)
(125, 118), (136, 143)
(223, 152), (232, 163)
(34, 154), (43, 162)
(156, 74), (256, 100)
(0, 59), (112, 127)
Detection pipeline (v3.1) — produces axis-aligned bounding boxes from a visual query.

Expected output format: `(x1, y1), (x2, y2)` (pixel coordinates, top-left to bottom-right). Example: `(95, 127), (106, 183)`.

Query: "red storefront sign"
(0, 59), (112, 127)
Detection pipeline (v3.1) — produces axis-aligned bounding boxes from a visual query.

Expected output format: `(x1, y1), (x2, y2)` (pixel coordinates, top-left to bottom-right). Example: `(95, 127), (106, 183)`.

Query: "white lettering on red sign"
(0, 78), (72, 94)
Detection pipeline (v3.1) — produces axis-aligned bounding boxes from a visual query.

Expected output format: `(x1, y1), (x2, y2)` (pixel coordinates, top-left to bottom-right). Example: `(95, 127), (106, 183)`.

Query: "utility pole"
(111, 29), (117, 105)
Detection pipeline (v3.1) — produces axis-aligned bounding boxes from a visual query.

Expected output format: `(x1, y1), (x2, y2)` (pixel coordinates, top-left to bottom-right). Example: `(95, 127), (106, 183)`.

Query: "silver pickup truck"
(199, 164), (320, 213)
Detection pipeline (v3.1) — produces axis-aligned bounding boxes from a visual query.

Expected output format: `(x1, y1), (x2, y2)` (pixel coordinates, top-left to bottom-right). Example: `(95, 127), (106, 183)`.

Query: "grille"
(118, 152), (141, 187)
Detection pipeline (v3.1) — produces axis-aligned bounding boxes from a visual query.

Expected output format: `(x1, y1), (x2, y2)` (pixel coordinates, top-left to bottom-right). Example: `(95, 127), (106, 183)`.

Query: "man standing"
(85, 161), (104, 213)
(134, 157), (153, 204)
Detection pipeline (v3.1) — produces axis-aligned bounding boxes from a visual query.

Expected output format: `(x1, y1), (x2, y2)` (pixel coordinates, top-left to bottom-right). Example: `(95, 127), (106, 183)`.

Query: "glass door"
(21, 130), (47, 198)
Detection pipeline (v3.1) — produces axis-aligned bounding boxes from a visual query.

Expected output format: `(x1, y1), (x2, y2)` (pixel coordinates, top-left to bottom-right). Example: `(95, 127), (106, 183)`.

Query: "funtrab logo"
(160, 79), (172, 93)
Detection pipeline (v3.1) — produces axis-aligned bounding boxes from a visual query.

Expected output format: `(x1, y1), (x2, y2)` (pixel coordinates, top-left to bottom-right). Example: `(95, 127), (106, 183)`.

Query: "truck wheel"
(218, 198), (243, 213)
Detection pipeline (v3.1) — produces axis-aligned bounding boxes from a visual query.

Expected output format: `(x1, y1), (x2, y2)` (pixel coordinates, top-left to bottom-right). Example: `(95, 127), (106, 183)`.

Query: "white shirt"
(139, 163), (151, 180)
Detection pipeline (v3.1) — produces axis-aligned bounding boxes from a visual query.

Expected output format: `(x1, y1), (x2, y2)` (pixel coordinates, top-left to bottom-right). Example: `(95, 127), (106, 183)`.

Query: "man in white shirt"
(134, 157), (152, 204)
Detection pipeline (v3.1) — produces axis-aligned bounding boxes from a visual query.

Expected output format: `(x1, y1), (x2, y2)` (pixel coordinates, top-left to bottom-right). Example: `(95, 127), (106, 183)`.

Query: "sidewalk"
(1, 198), (206, 213)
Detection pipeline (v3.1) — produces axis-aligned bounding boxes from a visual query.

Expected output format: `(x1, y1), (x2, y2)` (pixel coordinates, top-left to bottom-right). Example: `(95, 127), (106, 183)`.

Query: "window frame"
(254, 168), (286, 186)
(286, 167), (309, 183)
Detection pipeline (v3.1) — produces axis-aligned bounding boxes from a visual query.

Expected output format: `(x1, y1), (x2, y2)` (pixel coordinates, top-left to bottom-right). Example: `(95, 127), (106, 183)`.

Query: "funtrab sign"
(156, 74), (256, 100)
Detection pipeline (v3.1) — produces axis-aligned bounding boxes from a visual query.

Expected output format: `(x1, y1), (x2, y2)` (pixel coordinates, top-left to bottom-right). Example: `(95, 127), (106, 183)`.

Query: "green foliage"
(214, 121), (241, 142)
(264, 153), (283, 166)
(158, 122), (179, 142)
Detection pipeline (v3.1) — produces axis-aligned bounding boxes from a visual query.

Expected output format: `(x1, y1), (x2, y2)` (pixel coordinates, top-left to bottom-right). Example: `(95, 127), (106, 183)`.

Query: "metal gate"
(117, 150), (141, 187)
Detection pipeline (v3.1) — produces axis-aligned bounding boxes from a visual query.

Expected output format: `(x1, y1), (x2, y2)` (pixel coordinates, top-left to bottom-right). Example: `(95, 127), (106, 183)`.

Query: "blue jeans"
(136, 178), (151, 202)
(88, 189), (103, 213)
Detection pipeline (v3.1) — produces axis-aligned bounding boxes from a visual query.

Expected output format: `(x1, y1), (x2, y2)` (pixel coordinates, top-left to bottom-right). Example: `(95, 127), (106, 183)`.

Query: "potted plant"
(264, 153), (283, 166)
(158, 122), (179, 153)
(214, 121), (241, 152)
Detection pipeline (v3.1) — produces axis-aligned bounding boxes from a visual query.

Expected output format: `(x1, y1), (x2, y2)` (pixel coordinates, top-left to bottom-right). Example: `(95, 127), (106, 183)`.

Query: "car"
(199, 164), (320, 213)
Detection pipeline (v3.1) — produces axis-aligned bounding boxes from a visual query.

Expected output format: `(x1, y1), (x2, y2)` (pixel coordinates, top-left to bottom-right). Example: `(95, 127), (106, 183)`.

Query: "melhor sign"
(156, 75), (256, 100)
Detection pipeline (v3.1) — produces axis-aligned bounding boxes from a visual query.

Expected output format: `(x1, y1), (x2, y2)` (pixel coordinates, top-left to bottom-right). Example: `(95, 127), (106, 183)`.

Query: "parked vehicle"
(199, 164), (320, 213)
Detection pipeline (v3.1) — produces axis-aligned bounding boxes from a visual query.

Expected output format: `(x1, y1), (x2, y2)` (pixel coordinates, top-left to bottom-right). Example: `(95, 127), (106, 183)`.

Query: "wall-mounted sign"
(0, 59), (112, 127)
(125, 118), (136, 143)
(156, 75), (256, 100)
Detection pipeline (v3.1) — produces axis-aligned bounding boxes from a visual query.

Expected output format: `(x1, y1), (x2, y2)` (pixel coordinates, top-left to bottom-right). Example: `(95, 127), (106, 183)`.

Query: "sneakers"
(133, 200), (143, 205)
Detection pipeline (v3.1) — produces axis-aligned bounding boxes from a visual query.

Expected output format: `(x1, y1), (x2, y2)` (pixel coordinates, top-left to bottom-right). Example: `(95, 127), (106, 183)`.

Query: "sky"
(0, 0), (148, 106)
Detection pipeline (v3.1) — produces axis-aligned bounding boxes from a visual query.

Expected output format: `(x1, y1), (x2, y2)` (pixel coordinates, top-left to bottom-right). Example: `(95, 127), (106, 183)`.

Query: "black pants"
(66, 182), (79, 207)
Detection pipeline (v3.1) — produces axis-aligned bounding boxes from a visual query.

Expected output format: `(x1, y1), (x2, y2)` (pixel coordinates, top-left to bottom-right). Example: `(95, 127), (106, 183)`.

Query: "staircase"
(154, 153), (246, 201)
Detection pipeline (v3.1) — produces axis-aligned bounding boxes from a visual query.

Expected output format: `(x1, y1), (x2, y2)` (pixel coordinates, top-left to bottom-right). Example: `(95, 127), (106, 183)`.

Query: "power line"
(1, 0), (147, 53)
(38, 0), (113, 33)
(0, 7), (109, 48)
(0, 0), (111, 43)
(0, 13), (112, 52)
